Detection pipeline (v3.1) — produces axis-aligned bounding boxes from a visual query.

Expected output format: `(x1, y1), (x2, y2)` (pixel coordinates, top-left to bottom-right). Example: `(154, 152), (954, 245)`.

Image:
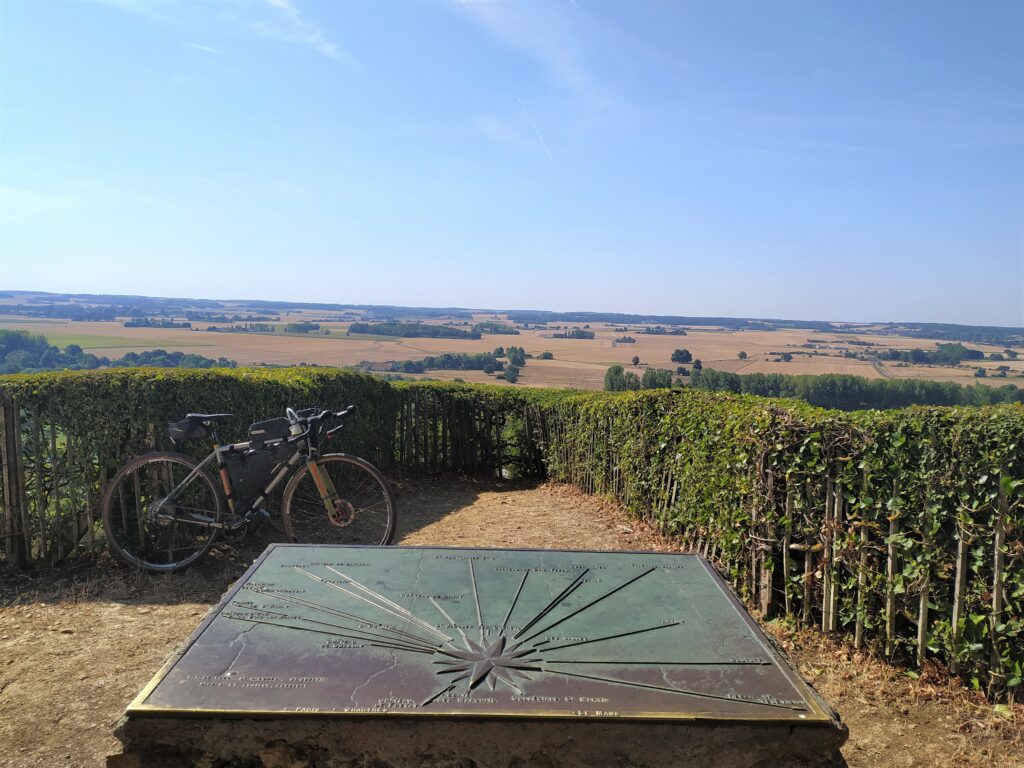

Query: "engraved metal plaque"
(129, 545), (832, 722)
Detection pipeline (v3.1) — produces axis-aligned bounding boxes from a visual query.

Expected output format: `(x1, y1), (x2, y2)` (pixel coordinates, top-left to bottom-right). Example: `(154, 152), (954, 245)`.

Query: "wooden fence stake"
(885, 482), (900, 658)
(822, 475), (834, 632)
(989, 473), (1008, 698)
(0, 400), (27, 567)
(783, 486), (793, 617)
(950, 529), (968, 675)
(828, 473), (842, 633)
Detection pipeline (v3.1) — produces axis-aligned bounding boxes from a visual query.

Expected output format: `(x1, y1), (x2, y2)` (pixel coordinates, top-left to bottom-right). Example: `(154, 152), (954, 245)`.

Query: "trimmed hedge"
(0, 369), (1020, 698)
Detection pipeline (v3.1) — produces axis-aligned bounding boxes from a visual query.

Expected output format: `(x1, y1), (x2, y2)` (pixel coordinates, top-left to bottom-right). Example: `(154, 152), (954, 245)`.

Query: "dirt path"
(0, 479), (1019, 768)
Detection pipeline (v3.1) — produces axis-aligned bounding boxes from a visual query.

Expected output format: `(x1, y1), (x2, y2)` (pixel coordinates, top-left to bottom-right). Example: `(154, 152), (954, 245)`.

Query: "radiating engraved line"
(250, 586), (440, 648)
(469, 559), (485, 643)
(421, 670), (472, 707)
(493, 667), (523, 695)
(543, 660), (772, 666)
(304, 567), (452, 642)
(513, 568), (590, 639)
(421, 683), (456, 707)
(537, 621), (681, 653)
(231, 607), (438, 652)
(519, 567), (656, 645)
(321, 566), (454, 642)
(539, 666), (807, 711)
(499, 570), (529, 635)
(223, 615), (435, 655)
(428, 597), (470, 649)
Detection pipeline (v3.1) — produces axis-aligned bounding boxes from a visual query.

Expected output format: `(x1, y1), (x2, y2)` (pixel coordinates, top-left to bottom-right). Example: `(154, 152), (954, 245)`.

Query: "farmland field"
(2, 309), (1022, 390)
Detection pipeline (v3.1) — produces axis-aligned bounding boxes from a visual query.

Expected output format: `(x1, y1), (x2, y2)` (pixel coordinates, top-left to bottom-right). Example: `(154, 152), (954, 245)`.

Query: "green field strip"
(38, 332), (215, 350)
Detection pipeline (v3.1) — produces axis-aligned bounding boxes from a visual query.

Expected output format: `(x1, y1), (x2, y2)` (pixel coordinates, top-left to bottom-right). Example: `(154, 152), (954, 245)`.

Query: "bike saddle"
(184, 413), (234, 423)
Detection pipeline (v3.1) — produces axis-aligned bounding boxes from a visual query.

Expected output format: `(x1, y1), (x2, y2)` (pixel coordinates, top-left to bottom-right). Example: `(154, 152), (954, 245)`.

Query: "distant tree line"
(347, 322), (481, 339)
(123, 318), (192, 329)
(881, 343), (986, 366)
(206, 322), (304, 333)
(604, 365), (676, 391)
(365, 352), (503, 375)
(552, 328), (595, 340)
(473, 322), (520, 335)
(642, 326), (687, 336)
(284, 322), (321, 333)
(689, 367), (1024, 410)
(0, 330), (236, 374)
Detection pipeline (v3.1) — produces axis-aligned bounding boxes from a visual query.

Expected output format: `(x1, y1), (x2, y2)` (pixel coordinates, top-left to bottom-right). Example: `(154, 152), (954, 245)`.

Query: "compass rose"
(224, 555), (806, 714)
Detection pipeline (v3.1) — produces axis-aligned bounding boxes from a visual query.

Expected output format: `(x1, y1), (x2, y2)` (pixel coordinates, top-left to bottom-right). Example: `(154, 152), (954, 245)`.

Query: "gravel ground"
(0, 478), (1019, 768)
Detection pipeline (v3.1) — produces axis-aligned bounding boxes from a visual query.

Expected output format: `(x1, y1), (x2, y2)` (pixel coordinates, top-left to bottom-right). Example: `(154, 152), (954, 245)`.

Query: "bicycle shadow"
(0, 475), (537, 607)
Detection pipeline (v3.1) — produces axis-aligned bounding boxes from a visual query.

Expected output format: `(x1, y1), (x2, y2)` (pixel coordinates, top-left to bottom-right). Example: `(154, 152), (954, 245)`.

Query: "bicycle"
(101, 405), (396, 572)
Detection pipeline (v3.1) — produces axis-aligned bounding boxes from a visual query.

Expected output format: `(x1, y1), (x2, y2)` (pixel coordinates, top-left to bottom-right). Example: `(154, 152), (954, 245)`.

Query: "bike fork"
(307, 459), (343, 515)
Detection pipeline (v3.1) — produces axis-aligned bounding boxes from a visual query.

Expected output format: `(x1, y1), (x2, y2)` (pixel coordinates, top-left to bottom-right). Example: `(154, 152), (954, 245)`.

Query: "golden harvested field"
(2, 316), (1022, 391)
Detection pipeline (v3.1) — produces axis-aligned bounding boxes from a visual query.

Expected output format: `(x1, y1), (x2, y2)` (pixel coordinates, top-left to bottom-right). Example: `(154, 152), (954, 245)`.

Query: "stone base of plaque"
(112, 714), (847, 768)
(112, 545), (849, 767)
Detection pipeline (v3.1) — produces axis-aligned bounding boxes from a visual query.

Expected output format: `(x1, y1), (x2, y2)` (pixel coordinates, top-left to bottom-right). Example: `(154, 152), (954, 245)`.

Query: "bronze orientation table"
(113, 544), (847, 767)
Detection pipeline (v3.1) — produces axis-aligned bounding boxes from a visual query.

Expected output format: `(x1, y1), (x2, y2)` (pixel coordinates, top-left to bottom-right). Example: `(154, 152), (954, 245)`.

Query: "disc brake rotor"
(327, 498), (357, 528)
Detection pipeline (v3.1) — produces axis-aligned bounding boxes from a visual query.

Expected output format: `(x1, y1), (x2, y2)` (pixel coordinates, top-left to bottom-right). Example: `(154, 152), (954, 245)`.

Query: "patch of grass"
(341, 332), (401, 341)
(0, 317), (66, 324)
(40, 332), (215, 350)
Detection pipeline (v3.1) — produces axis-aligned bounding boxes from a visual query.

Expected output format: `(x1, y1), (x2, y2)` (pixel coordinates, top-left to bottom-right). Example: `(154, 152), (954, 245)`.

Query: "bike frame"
(160, 429), (342, 530)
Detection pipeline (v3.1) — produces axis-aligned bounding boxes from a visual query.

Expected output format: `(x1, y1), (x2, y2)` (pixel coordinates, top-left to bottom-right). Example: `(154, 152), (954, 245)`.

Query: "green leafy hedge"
(0, 369), (1020, 698)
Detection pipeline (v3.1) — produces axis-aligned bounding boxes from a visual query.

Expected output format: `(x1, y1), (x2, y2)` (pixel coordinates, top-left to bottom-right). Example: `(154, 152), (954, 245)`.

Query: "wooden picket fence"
(0, 370), (1020, 699)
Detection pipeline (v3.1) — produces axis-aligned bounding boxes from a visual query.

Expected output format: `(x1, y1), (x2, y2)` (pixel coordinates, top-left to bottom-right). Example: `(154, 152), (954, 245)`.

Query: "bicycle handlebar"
(285, 405), (358, 440)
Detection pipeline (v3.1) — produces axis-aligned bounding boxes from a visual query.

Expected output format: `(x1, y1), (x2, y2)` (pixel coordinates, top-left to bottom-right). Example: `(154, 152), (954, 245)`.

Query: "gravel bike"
(102, 405), (396, 572)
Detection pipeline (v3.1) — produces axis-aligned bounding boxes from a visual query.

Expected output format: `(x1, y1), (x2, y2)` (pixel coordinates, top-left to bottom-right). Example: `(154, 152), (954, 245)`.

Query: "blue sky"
(1, 0), (1021, 326)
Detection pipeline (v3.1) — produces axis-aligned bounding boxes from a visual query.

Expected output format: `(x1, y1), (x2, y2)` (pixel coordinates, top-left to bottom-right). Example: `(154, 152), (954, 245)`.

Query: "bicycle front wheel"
(102, 451), (223, 572)
(281, 454), (396, 546)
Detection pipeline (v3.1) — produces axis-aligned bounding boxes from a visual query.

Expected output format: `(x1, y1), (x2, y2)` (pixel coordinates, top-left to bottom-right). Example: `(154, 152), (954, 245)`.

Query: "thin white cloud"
(474, 116), (529, 149)
(0, 186), (78, 212)
(518, 100), (555, 161)
(182, 42), (223, 55)
(253, 0), (354, 64)
(455, 0), (606, 110)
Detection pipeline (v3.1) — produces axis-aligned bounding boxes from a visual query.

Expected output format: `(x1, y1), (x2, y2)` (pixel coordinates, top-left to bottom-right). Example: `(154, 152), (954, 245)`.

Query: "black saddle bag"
(168, 419), (208, 443)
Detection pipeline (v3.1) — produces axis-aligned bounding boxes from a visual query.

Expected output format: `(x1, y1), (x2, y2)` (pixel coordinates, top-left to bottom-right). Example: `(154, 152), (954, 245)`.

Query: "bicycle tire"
(281, 453), (396, 546)
(102, 451), (224, 572)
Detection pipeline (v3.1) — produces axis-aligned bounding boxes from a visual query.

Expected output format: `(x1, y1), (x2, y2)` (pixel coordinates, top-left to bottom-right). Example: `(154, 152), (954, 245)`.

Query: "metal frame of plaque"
(128, 545), (834, 724)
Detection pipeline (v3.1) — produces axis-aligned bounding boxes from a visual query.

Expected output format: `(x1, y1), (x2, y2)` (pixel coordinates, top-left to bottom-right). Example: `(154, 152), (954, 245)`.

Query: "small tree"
(503, 364), (520, 383)
(506, 346), (526, 366)
(632, 355), (640, 366)
(974, 367), (987, 377)
(779, 353), (793, 362)
(738, 351), (748, 360)
(539, 351), (554, 360)
(692, 359), (703, 371)
(671, 349), (692, 364)
(641, 368), (673, 389)
(604, 365), (626, 391)
(676, 366), (689, 376)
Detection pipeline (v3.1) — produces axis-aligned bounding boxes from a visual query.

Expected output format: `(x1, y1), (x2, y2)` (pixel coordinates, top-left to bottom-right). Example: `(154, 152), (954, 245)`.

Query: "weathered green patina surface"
(130, 545), (832, 723)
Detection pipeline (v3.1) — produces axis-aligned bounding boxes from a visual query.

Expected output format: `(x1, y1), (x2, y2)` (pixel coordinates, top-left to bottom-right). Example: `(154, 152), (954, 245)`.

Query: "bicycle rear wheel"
(102, 451), (223, 572)
(281, 454), (396, 546)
